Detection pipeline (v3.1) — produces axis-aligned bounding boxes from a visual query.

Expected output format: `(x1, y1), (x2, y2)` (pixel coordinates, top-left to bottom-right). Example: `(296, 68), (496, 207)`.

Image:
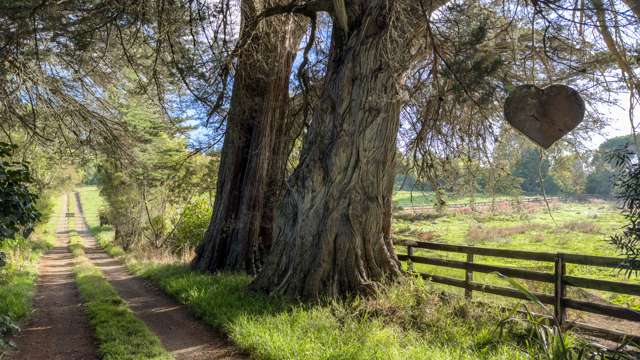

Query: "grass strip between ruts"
(68, 229), (173, 360)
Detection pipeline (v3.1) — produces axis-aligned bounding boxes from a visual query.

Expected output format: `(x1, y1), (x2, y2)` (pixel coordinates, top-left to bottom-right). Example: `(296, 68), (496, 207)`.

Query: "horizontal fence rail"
(396, 239), (640, 342)
(399, 197), (562, 212)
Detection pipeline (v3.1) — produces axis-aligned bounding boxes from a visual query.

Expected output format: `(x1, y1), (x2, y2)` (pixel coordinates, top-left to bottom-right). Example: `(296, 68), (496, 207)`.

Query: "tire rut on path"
(9, 195), (98, 360)
(71, 193), (248, 360)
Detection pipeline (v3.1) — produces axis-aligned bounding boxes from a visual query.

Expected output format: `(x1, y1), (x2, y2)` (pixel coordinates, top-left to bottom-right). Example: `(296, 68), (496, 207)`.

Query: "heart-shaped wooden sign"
(504, 84), (585, 149)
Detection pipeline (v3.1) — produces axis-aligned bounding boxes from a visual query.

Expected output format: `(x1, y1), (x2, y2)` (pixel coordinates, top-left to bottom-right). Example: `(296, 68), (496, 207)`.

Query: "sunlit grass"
(69, 227), (172, 360)
(0, 194), (60, 352)
(133, 264), (529, 360)
(78, 185), (533, 359)
(393, 201), (634, 308)
(392, 191), (538, 208)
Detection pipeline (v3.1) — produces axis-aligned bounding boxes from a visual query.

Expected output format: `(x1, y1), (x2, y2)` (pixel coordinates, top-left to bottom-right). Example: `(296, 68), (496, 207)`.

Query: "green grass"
(392, 191), (536, 208)
(393, 201), (636, 308)
(69, 230), (172, 360)
(76, 186), (122, 256)
(0, 194), (59, 352)
(68, 226), (85, 258)
(133, 264), (531, 360)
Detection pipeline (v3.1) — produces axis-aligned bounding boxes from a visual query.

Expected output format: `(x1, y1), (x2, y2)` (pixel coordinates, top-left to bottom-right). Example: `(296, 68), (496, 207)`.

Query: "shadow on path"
(9, 195), (98, 360)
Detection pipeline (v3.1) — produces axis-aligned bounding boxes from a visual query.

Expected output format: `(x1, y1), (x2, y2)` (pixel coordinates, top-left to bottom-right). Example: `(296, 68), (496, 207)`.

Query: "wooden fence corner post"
(554, 253), (566, 326)
(465, 253), (474, 300)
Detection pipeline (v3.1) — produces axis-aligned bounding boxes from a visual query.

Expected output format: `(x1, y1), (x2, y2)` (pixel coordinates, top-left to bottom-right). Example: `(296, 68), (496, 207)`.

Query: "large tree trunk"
(252, 1), (444, 299)
(192, 2), (304, 275)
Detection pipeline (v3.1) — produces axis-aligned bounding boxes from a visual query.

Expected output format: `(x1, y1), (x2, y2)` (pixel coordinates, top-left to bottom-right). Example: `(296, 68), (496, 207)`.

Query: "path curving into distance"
(71, 192), (247, 360)
(9, 195), (98, 360)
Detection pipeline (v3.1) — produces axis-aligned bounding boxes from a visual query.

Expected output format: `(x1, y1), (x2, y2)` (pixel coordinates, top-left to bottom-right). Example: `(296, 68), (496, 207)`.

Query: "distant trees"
(586, 135), (636, 197)
(511, 149), (561, 196)
(551, 154), (587, 196)
(94, 90), (217, 254)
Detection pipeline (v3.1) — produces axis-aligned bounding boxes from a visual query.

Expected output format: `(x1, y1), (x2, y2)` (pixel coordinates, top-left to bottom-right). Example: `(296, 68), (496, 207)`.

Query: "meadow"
(391, 195), (636, 315)
(392, 191), (542, 208)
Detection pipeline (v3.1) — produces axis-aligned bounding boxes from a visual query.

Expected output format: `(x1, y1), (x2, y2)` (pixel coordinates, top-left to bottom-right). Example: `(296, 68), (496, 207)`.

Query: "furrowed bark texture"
(253, 0), (446, 299)
(192, 1), (304, 275)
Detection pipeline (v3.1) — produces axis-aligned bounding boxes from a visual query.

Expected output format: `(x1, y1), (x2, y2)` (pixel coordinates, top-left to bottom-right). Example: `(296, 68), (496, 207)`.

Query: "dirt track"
(71, 193), (247, 360)
(9, 196), (98, 360)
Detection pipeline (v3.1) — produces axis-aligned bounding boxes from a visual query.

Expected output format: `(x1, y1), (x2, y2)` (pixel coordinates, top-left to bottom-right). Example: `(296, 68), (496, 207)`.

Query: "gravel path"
(72, 193), (247, 360)
(9, 196), (98, 360)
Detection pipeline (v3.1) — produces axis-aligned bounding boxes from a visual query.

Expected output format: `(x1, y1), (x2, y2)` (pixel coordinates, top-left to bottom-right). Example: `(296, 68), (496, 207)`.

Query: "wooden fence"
(396, 239), (640, 342)
(400, 196), (562, 212)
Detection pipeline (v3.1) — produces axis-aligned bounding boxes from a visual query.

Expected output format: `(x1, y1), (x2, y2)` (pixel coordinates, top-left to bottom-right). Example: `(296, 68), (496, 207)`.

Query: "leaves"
(608, 143), (640, 277)
(0, 142), (40, 243)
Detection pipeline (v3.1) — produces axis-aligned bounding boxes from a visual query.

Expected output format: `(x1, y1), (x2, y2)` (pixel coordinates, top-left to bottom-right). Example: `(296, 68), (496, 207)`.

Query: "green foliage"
(0, 142), (40, 242)
(172, 196), (212, 255)
(511, 149), (561, 196)
(494, 276), (594, 360)
(550, 155), (587, 196)
(91, 92), (217, 252)
(439, 2), (504, 105)
(585, 170), (615, 197)
(608, 144), (640, 276)
(586, 135), (636, 197)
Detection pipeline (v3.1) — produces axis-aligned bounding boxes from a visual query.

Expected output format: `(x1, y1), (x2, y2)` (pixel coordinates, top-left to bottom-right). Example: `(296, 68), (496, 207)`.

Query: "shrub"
(417, 231), (438, 241)
(0, 142), (41, 242)
(394, 212), (444, 222)
(171, 196), (212, 256)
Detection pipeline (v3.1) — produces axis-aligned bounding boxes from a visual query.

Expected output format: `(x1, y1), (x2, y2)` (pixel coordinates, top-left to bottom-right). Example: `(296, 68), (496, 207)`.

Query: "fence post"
(407, 245), (414, 272)
(465, 253), (474, 300)
(554, 253), (566, 326)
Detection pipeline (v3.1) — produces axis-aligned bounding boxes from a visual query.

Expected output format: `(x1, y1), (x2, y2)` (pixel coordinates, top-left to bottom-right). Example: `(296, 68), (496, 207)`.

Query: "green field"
(392, 191), (540, 208)
(392, 199), (636, 310)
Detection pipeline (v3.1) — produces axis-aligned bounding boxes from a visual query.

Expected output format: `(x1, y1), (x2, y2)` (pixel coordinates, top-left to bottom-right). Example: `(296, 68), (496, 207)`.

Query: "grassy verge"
(0, 195), (59, 352)
(68, 222), (172, 360)
(134, 264), (537, 359)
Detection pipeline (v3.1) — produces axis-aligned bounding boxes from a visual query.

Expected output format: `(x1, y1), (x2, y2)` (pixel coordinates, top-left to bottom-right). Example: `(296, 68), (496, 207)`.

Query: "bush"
(171, 196), (212, 255)
(0, 142), (41, 242)
(556, 221), (601, 234)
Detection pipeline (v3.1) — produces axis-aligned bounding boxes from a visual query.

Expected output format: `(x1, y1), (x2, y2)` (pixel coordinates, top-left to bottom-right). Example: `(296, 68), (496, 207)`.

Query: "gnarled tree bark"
(253, 0), (446, 299)
(192, 1), (305, 275)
